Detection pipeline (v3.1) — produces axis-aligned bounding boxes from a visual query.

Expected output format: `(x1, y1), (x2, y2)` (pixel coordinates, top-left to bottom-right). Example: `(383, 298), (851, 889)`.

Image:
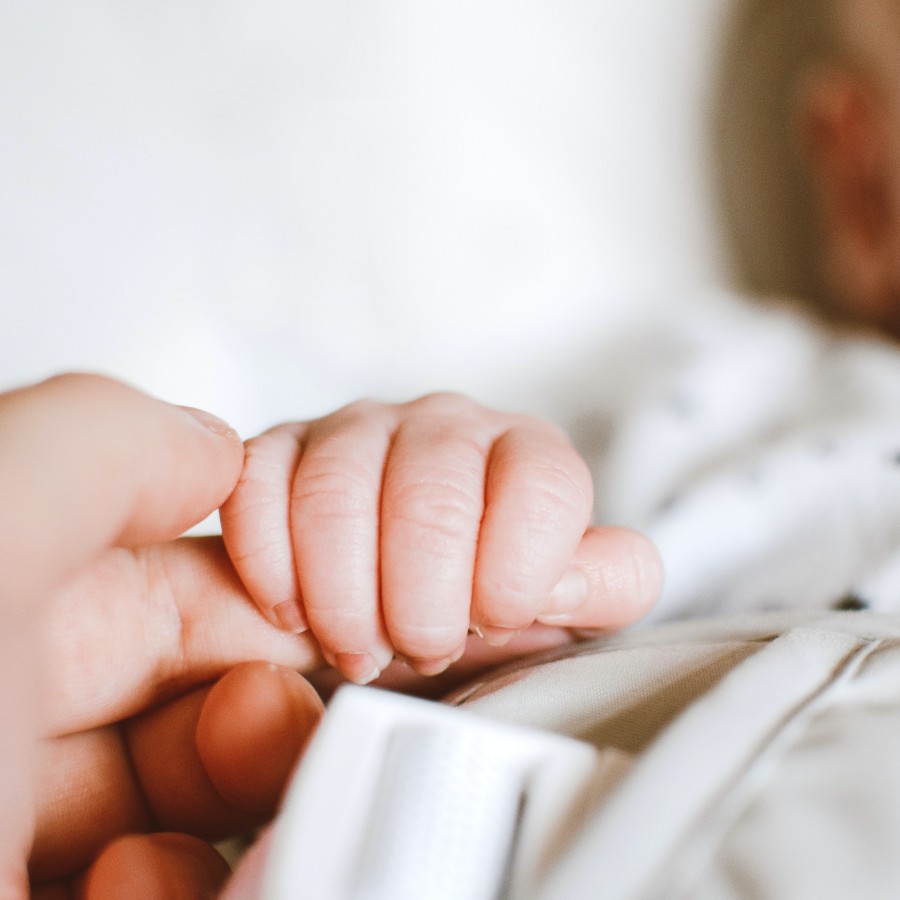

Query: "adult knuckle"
(41, 372), (139, 416)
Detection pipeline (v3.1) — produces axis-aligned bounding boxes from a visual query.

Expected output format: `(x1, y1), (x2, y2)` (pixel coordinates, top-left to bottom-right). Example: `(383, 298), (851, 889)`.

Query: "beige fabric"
(453, 641), (762, 753)
(452, 611), (900, 899)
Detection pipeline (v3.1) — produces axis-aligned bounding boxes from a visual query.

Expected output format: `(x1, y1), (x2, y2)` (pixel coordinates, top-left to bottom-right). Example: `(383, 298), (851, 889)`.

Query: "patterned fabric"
(590, 294), (900, 622)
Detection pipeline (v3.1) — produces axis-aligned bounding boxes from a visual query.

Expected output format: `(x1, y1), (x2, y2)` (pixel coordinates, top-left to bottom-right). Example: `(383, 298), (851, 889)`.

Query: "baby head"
(716, 0), (900, 336)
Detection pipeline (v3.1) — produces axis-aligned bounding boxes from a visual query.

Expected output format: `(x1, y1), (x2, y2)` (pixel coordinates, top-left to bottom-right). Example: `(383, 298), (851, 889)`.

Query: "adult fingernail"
(544, 566), (589, 615)
(335, 652), (382, 685)
(272, 599), (309, 634)
(178, 405), (240, 439)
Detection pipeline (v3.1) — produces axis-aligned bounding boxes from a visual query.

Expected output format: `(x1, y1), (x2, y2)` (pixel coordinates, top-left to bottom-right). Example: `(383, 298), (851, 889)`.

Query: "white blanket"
(591, 294), (900, 622)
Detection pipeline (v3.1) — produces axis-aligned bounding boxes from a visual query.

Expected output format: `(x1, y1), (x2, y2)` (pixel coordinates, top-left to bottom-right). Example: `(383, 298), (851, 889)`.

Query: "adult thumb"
(0, 372), (243, 895)
(0, 372), (244, 610)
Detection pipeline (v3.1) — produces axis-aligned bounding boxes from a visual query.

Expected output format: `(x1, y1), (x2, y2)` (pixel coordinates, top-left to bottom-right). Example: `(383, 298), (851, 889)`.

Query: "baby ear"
(796, 65), (900, 328)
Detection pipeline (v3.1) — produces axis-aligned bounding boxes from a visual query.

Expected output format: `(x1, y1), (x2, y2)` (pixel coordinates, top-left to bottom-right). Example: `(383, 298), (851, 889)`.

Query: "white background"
(1, 0), (732, 438)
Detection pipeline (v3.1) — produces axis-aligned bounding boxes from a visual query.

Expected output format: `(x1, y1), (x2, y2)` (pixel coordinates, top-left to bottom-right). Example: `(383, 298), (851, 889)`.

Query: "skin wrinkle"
(292, 443), (384, 626)
(141, 545), (191, 710)
(383, 427), (489, 544)
(46, 537), (317, 740)
(491, 428), (593, 508)
(30, 726), (157, 881)
(395, 450), (487, 488)
(223, 485), (282, 528)
(241, 434), (302, 488)
(480, 442), (591, 612)
(160, 541), (281, 689)
(234, 428), (306, 614)
(236, 432), (303, 524)
(292, 457), (383, 519)
(220, 518), (291, 567)
(115, 724), (162, 836)
(43, 549), (172, 739)
(380, 443), (486, 654)
(501, 437), (593, 508)
(385, 481), (482, 554)
(473, 436), (593, 629)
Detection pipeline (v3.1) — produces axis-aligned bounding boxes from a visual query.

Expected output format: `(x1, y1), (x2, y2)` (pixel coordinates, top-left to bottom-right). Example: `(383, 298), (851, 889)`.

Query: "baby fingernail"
(372, 644), (395, 673)
(407, 642), (466, 676)
(335, 652), (382, 685)
(477, 626), (521, 647)
(410, 656), (453, 676)
(272, 600), (309, 634)
(545, 567), (589, 616)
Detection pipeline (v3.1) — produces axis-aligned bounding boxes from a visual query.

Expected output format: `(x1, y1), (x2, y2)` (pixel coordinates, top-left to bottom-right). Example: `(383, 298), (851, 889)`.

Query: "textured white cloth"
(590, 293), (900, 623)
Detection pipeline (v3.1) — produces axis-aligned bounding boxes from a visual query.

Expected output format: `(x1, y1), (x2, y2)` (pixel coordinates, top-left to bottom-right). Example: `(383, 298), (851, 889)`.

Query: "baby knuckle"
(333, 398), (384, 423)
(479, 574), (543, 622)
(514, 479), (561, 524)
(407, 391), (479, 416)
(389, 481), (481, 548)
(238, 438), (286, 488)
(293, 456), (377, 518)
(524, 461), (591, 521)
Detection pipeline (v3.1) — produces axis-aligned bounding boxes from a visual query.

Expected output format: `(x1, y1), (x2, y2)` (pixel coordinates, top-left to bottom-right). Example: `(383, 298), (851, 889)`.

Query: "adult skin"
(0, 373), (323, 898)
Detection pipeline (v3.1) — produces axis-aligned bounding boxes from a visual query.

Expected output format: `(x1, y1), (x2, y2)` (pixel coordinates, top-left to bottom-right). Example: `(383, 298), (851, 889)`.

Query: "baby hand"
(220, 394), (662, 683)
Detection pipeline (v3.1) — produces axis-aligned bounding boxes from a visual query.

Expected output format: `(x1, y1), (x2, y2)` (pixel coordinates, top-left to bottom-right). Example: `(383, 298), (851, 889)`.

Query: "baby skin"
(220, 392), (664, 685)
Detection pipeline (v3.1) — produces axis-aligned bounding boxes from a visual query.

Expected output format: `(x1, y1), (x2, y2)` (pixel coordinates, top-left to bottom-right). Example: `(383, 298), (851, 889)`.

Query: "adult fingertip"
(196, 663), (324, 816)
(177, 406), (242, 443)
(174, 404), (245, 494)
(82, 833), (229, 900)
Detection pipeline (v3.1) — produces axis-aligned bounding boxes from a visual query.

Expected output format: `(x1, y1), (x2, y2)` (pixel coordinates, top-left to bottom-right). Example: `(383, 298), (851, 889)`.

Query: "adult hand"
(0, 374), (323, 898)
